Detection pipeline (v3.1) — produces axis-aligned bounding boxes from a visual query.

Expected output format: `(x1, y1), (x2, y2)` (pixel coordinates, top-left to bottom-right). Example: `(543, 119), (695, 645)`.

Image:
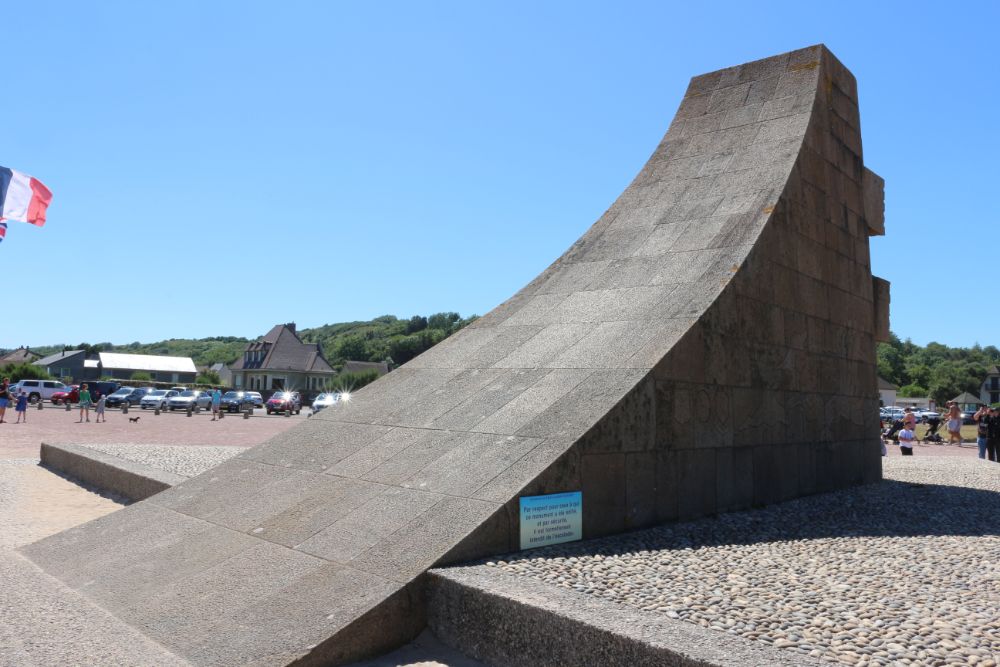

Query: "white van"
(8, 379), (68, 403)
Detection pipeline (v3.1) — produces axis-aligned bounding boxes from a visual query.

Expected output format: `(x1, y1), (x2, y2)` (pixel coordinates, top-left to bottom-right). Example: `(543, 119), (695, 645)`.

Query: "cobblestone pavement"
(488, 457), (1000, 667)
(0, 403), (305, 459)
(78, 443), (247, 478)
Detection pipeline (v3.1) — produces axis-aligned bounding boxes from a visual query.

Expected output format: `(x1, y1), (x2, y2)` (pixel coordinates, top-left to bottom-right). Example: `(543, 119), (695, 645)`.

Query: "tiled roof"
(231, 324), (334, 373)
(33, 350), (85, 366)
(0, 348), (39, 363)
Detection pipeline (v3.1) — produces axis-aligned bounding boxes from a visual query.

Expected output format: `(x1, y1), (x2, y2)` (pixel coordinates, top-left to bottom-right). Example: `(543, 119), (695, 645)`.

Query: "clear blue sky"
(3, 1), (997, 349)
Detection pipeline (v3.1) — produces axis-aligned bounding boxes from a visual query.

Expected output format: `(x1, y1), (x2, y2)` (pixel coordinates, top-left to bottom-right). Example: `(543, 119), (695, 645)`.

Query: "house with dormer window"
(980, 366), (1000, 406)
(229, 323), (336, 395)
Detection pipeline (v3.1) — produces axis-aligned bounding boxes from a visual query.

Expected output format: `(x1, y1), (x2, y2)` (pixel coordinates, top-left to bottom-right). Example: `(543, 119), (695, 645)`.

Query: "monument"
(22, 44), (888, 665)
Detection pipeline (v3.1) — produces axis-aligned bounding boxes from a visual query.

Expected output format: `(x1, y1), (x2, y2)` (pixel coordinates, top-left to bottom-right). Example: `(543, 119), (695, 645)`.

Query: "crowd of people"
(881, 402), (999, 462)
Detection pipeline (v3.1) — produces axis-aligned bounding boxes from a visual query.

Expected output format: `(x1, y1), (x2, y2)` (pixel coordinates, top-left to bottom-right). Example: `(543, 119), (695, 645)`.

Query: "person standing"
(94, 393), (107, 423)
(902, 407), (917, 439)
(77, 383), (92, 423)
(987, 406), (1000, 463)
(974, 405), (991, 459)
(14, 391), (28, 423)
(210, 388), (222, 421)
(898, 424), (916, 456)
(0, 377), (10, 423)
(945, 402), (962, 446)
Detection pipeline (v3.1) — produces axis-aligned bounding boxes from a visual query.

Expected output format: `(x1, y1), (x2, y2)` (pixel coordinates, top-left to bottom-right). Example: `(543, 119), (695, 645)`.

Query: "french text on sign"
(519, 491), (582, 550)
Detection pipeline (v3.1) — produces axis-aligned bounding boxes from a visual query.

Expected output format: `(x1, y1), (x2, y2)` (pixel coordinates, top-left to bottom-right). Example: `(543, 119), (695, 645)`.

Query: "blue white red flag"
(0, 222), (6, 244)
(0, 166), (52, 226)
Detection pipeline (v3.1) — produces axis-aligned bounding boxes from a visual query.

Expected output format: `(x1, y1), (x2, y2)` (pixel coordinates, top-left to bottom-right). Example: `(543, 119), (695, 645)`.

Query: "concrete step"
(426, 565), (822, 667)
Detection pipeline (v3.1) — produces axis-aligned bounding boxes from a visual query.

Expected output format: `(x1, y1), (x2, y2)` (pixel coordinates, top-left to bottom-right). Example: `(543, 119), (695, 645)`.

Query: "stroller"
(882, 418), (904, 445)
(923, 416), (943, 443)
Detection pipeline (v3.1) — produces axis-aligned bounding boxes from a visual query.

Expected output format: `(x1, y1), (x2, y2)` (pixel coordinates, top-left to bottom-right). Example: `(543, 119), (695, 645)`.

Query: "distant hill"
(16, 312), (478, 369)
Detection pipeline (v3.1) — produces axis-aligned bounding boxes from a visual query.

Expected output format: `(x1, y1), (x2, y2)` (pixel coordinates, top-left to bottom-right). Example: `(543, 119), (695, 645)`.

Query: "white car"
(311, 392), (341, 412)
(167, 390), (212, 411)
(8, 379), (68, 403)
(140, 389), (178, 410)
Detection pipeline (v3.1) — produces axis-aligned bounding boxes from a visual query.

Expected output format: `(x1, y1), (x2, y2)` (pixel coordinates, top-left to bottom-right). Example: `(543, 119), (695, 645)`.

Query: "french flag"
(0, 166), (53, 227)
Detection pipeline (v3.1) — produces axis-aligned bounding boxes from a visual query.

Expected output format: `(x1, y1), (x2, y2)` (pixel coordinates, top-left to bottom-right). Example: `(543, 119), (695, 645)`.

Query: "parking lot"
(0, 401), (306, 459)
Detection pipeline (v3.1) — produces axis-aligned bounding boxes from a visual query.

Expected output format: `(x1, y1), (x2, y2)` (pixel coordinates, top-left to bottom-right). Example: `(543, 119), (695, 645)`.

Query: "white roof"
(84, 359), (100, 368)
(98, 352), (197, 374)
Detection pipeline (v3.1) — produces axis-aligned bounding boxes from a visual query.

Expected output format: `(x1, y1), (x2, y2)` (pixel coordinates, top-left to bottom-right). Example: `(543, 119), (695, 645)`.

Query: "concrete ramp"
(22, 44), (887, 665)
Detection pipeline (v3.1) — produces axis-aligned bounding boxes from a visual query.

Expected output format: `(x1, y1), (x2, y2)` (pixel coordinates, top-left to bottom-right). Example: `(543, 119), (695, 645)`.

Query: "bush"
(327, 370), (380, 393)
(131, 371), (152, 382)
(196, 370), (222, 385)
(0, 362), (50, 381)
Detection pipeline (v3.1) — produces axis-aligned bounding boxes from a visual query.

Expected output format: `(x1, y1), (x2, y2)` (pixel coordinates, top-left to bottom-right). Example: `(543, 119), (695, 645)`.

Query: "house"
(877, 376), (897, 407)
(340, 360), (391, 377)
(208, 362), (233, 387)
(33, 350), (87, 380)
(951, 391), (982, 414)
(229, 323), (336, 393)
(93, 352), (198, 383)
(0, 346), (39, 365)
(980, 366), (1000, 406)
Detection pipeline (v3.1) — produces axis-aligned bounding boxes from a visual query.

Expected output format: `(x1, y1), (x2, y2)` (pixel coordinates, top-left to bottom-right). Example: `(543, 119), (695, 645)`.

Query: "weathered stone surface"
(22, 45), (886, 665)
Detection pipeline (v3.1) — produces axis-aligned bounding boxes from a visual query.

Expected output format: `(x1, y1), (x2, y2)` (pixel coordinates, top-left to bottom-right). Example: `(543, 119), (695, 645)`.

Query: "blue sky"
(2, 1), (997, 349)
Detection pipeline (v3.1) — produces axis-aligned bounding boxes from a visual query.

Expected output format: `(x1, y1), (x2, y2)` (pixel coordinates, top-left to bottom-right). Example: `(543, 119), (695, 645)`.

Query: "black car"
(220, 391), (254, 412)
(122, 386), (155, 406)
(85, 381), (120, 400)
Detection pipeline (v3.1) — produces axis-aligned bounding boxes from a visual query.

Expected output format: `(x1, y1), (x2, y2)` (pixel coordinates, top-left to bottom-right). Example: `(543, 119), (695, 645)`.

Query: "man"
(974, 405), (991, 459)
(210, 388), (222, 421)
(987, 406), (1000, 463)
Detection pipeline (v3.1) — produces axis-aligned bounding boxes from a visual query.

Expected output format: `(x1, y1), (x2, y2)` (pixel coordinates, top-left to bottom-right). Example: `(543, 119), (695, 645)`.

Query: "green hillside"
(15, 312), (478, 370)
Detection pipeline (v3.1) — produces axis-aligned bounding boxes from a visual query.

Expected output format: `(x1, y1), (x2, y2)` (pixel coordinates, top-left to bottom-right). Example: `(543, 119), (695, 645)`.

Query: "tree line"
(877, 333), (998, 405)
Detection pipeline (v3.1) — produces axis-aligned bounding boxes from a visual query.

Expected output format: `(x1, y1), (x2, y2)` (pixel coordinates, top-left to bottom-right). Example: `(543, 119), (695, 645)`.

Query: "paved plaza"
(0, 402), (306, 459)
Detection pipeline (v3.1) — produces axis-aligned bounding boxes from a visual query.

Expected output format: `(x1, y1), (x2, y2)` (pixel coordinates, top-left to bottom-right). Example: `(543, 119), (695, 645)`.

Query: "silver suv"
(8, 379), (68, 403)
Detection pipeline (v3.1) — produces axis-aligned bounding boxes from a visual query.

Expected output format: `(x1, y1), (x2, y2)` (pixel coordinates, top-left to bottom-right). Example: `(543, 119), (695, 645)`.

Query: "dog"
(129, 416), (140, 424)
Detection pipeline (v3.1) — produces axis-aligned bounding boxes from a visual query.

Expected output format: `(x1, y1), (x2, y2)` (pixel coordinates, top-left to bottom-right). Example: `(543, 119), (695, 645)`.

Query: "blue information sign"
(519, 491), (583, 550)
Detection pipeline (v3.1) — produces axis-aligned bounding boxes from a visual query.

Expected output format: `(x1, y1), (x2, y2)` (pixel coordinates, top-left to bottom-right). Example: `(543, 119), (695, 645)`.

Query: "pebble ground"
(489, 457), (1000, 667)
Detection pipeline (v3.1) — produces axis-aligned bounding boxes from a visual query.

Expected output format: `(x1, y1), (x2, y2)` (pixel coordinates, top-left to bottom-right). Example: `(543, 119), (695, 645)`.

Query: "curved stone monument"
(23, 44), (888, 665)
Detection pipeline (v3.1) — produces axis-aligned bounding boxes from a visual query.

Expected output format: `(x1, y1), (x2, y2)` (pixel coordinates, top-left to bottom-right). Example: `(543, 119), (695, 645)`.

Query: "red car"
(50, 385), (80, 405)
(266, 391), (302, 415)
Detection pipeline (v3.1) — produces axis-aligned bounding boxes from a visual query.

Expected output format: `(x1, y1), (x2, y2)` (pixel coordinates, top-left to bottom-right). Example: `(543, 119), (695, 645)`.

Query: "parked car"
(245, 391), (264, 408)
(916, 409), (941, 423)
(170, 386), (188, 393)
(266, 391), (302, 415)
(8, 379), (68, 403)
(118, 386), (154, 406)
(168, 390), (212, 411)
(50, 384), (80, 405)
(140, 389), (178, 410)
(105, 387), (135, 408)
(311, 392), (340, 412)
(220, 391), (253, 412)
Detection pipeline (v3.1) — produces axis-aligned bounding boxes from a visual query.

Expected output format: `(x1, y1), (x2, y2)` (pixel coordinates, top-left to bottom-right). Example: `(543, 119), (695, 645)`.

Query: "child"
(78, 383), (92, 423)
(95, 393), (107, 423)
(898, 425), (915, 456)
(14, 391), (28, 424)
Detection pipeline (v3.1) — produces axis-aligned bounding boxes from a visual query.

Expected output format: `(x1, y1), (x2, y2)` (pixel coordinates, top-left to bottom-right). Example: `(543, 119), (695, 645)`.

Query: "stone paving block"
(677, 448), (717, 519)
(400, 433), (542, 497)
(430, 368), (549, 430)
(296, 486), (445, 562)
(581, 453), (626, 537)
(349, 496), (504, 583)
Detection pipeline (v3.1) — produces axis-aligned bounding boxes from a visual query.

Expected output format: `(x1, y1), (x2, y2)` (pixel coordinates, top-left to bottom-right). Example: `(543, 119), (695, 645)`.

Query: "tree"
(196, 370), (222, 385)
(334, 335), (368, 361)
(898, 383), (928, 398)
(405, 316), (428, 334)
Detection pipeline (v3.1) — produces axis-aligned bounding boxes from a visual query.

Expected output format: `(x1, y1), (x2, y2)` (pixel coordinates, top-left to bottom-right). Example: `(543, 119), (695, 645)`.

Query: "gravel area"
(488, 457), (1000, 667)
(77, 443), (247, 478)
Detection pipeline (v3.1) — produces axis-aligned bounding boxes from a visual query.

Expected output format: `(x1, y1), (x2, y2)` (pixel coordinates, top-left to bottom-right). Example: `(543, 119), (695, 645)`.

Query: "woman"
(78, 383), (92, 423)
(946, 401), (962, 446)
(0, 377), (9, 424)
